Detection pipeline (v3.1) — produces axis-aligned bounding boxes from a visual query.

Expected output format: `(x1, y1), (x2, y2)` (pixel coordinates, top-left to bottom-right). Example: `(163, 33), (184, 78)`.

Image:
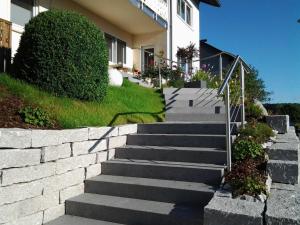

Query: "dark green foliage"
(13, 10), (108, 101)
(245, 103), (264, 121)
(233, 139), (264, 161)
(239, 122), (275, 144)
(19, 106), (52, 127)
(265, 103), (300, 125)
(142, 65), (183, 88)
(245, 66), (271, 102)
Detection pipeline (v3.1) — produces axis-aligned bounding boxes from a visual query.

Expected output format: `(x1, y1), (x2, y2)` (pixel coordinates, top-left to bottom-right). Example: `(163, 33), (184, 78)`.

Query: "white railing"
(141, 0), (168, 20)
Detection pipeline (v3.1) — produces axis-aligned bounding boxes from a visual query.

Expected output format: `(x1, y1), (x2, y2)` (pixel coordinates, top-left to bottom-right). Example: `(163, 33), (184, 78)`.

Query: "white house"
(0, 0), (220, 72)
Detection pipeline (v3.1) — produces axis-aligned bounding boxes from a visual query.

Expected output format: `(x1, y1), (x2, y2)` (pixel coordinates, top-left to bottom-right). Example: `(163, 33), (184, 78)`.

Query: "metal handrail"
(216, 55), (248, 171)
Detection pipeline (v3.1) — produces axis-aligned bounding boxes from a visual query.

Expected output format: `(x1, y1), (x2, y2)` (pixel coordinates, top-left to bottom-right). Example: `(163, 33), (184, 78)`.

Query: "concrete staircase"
(46, 122), (229, 225)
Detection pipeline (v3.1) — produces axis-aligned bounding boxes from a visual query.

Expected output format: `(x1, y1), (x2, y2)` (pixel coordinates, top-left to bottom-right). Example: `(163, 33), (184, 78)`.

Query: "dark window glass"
(105, 34), (114, 62)
(11, 0), (33, 26)
(186, 6), (191, 25)
(117, 39), (126, 64)
(177, 0), (181, 15)
(180, 0), (185, 20)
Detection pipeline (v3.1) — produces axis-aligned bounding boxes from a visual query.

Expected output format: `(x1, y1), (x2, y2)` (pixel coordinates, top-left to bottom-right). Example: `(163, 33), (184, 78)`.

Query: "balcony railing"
(141, 0), (168, 21)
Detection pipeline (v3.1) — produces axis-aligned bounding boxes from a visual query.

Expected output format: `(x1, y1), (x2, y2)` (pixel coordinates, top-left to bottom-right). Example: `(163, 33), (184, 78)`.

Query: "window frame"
(104, 33), (127, 65)
(177, 0), (193, 26)
(11, 0), (34, 27)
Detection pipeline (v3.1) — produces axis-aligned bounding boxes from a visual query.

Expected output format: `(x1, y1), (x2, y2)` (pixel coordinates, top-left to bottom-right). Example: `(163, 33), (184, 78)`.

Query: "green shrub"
(233, 139), (264, 161)
(13, 10), (108, 101)
(246, 103), (264, 121)
(192, 70), (221, 89)
(19, 106), (52, 127)
(239, 122), (275, 144)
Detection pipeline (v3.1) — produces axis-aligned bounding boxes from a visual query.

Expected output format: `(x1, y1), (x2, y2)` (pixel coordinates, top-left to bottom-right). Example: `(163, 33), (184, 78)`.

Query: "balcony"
(72, 0), (167, 35)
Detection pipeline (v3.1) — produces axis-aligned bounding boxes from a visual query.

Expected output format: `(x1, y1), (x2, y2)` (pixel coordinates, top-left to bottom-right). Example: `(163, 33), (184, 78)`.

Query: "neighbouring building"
(0, 0), (220, 73)
(200, 40), (235, 78)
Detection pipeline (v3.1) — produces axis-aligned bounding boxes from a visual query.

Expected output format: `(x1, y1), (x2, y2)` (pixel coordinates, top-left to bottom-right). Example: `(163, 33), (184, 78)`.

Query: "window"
(104, 33), (126, 64)
(11, 0), (33, 27)
(177, 0), (192, 26)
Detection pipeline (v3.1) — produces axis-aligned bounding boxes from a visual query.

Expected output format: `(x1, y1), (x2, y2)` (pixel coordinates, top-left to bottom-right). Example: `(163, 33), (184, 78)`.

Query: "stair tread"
(68, 193), (203, 217)
(87, 175), (216, 192)
(129, 133), (226, 137)
(104, 159), (224, 169)
(46, 215), (124, 225)
(120, 145), (226, 152)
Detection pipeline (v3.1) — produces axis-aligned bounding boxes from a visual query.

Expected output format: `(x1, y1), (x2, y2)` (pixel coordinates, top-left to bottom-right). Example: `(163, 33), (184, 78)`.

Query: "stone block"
(0, 148), (41, 169)
(60, 128), (89, 143)
(86, 164), (102, 179)
(266, 115), (289, 134)
(4, 211), (43, 225)
(88, 127), (118, 140)
(43, 204), (65, 224)
(267, 160), (298, 184)
(31, 130), (62, 147)
(1, 163), (56, 186)
(108, 136), (127, 149)
(0, 195), (44, 223)
(96, 151), (108, 163)
(0, 180), (43, 206)
(60, 183), (84, 203)
(72, 139), (107, 156)
(42, 168), (85, 193)
(42, 191), (60, 210)
(204, 196), (264, 225)
(0, 129), (31, 149)
(267, 142), (299, 161)
(56, 154), (96, 174)
(118, 124), (137, 135)
(108, 148), (116, 160)
(41, 143), (71, 162)
(266, 189), (300, 224)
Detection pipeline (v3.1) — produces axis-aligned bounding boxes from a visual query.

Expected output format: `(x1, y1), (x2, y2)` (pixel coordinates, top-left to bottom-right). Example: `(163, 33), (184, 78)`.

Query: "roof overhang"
(199, 0), (221, 7)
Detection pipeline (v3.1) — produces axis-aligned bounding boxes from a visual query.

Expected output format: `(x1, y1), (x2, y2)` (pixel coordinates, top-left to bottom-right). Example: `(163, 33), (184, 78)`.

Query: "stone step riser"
(163, 88), (216, 95)
(165, 107), (225, 114)
(101, 162), (223, 185)
(164, 93), (219, 101)
(137, 123), (238, 135)
(165, 100), (224, 108)
(66, 201), (201, 225)
(267, 161), (299, 184)
(127, 134), (226, 148)
(115, 148), (226, 164)
(84, 180), (214, 205)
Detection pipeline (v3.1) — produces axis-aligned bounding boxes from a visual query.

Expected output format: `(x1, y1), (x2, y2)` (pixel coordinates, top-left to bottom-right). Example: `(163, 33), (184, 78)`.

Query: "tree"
(245, 66), (271, 103)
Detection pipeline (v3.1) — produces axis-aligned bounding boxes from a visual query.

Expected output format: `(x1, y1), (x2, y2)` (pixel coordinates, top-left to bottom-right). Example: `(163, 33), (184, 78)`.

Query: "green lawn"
(0, 74), (165, 128)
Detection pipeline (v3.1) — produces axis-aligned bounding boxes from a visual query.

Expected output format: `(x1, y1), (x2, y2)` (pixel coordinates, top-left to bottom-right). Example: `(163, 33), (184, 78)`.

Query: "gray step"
(45, 215), (124, 225)
(101, 159), (224, 185)
(85, 175), (215, 205)
(164, 92), (219, 101)
(137, 122), (238, 135)
(127, 133), (226, 148)
(165, 99), (224, 108)
(116, 145), (226, 164)
(166, 113), (242, 122)
(163, 88), (217, 95)
(66, 193), (203, 225)
(165, 106), (225, 114)
(267, 142), (299, 161)
(267, 160), (299, 184)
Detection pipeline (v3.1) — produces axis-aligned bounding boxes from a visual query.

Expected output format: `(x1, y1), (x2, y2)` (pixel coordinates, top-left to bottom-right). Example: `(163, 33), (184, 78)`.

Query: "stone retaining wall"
(0, 124), (137, 225)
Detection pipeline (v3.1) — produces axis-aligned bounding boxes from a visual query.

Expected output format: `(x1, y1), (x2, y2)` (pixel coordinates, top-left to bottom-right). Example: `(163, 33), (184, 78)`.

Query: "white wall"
(171, 0), (200, 70)
(0, 0), (11, 20)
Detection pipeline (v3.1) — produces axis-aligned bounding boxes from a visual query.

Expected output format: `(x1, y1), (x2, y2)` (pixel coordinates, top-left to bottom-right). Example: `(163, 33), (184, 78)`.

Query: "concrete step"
(85, 175), (215, 205)
(115, 145), (226, 164)
(164, 92), (219, 101)
(137, 122), (238, 135)
(127, 133), (226, 148)
(165, 99), (224, 108)
(267, 160), (299, 184)
(163, 88), (217, 95)
(101, 159), (224, 185)
(45, 215), (124, 225)
(267, 142), (299, 161)
(165, 106), (225, 114)
(166, 113), (242, 123)
(66, 193), (203, 225)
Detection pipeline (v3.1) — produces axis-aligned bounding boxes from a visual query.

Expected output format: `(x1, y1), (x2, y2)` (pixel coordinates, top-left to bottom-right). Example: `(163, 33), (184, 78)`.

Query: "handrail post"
(225, 83), (232, 171)
(240, 62), (245, 127)
(158, 57), (162, 89)
(219, 54), (223, 80)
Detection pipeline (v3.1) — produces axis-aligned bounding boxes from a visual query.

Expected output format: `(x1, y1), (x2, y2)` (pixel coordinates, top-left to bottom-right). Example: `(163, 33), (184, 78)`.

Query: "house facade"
(0, 0), (220, 72)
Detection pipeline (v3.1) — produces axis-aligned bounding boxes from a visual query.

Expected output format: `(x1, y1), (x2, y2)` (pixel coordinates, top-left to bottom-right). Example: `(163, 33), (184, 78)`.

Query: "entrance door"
(142, 47), (154, 71)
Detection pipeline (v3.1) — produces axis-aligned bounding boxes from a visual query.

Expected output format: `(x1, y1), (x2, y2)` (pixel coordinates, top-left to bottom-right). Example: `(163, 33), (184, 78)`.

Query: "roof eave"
(199, 0), (221, 7)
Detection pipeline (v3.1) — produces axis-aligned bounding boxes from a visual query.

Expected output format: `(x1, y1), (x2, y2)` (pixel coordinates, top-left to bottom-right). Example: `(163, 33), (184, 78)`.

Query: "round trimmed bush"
(13, 10), (108, 101)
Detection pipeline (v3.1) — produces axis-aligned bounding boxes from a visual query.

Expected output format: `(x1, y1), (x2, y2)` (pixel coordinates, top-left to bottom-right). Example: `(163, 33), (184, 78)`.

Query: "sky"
(200, 0), (300, 103)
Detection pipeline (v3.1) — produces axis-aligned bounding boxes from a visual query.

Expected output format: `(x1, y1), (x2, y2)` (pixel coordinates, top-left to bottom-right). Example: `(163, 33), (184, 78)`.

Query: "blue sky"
(200, 0), (300, 103)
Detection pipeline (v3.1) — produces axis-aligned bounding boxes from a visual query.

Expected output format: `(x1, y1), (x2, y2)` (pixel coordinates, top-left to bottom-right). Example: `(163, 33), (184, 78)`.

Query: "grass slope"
(0, 74), (165, 128)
